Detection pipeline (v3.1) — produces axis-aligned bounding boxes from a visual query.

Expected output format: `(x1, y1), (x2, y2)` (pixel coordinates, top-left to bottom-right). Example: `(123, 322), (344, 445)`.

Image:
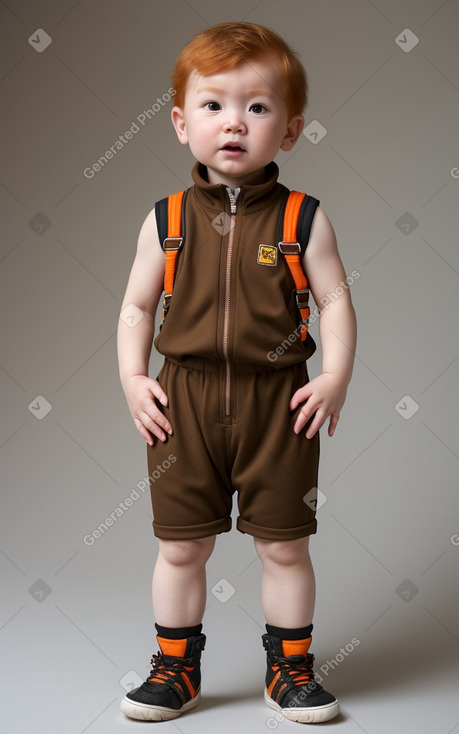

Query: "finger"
(328, 413), (339, 437)
(154, 410), (173, 435)
(138, 411), (169, 443)
(290, 384), (313, 411)
(150, 381), (169, 407)
(134, 418), (155, 446)
(305, 412), (323, 439)
(293, 403), (315, 434)
(144, 401), (173, 435)
(305, 409), (327, 439)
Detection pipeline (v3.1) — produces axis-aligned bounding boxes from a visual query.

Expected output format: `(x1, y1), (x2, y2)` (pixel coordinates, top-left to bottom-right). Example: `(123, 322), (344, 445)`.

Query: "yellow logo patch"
(257, 244), (277, 266)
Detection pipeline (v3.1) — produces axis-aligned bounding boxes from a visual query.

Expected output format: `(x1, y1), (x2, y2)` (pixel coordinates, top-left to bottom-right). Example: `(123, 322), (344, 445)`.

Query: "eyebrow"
(196, 85), (224, 95)
(196, 85), (273, 97)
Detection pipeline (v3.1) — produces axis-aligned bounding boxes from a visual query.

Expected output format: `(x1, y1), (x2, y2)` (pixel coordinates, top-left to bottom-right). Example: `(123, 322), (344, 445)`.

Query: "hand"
(289, 372), (348, 439)
(122, 375), (172, 446)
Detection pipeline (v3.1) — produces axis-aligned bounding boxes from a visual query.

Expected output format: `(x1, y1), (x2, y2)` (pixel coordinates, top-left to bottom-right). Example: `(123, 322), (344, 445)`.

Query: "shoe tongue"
(282, 637), (312, 657)
(157, 636), (188, 657)
(285, 653), (307, 664)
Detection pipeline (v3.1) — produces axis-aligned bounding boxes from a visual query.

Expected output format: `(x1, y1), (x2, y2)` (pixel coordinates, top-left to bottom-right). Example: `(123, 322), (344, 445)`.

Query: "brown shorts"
(147, 357), (319, 541)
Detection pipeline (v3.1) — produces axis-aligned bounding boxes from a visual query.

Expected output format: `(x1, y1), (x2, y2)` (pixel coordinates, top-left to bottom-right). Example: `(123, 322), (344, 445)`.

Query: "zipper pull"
(226, 187), (240, 215)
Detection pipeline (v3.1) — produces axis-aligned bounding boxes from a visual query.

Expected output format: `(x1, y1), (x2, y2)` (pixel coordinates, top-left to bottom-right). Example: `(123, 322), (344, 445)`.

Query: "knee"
(254, 537), (310, 567)
(159, 535), (216, 567)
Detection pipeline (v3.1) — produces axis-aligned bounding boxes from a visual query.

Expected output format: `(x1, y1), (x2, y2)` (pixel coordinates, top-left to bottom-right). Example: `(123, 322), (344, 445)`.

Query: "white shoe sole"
(264, 687), (339, 723)
(120, 689), (201, 721)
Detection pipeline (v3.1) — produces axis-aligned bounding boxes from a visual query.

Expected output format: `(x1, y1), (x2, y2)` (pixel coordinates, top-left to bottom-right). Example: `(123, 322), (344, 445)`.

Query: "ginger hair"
(172, 22), (307, 120)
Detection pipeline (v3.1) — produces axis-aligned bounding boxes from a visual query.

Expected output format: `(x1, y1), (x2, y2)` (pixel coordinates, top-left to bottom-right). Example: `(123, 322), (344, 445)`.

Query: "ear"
(280, 114), (304, 151)
(171, 106), (188, 145)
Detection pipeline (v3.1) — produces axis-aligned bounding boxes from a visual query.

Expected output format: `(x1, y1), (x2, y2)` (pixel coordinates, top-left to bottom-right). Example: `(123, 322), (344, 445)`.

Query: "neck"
(204, 165), (268, 188)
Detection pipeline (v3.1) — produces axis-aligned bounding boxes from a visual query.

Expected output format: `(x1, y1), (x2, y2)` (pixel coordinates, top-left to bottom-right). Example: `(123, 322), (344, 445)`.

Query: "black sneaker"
(120, 633), (206, 721)
(262, 633), (339, 723)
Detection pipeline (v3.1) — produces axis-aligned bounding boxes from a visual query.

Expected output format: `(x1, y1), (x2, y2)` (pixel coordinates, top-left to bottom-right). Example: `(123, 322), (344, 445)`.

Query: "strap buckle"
(163, 237), (183, 251)
(278, 241), (301, 255)
(162, 293), (172, 320)
(296, 288), (310, 308)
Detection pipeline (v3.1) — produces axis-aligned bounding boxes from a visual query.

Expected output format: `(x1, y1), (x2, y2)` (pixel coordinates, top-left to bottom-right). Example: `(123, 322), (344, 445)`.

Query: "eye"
(249, 104), (265, 114)
(205, 101), (221, 111)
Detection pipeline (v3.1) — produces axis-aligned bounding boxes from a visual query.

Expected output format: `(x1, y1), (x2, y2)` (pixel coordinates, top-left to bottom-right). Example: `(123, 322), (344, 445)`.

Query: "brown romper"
(147, 162), (320, 541)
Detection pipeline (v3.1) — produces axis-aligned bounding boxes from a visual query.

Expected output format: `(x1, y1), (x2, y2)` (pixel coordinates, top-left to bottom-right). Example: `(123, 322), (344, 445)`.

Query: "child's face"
(171, 55), (304, 187)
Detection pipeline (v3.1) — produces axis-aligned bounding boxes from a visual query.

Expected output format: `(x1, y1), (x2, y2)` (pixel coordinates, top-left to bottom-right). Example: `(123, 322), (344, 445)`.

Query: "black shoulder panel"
(154, 192), (187, 250)
(297, 195), (320, 257)
(154, 197), (169, 250)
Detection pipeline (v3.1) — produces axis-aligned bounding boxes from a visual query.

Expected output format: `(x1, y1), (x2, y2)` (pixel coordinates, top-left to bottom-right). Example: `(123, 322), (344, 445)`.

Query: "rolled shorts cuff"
(236, 516), (317, 541)
(152, 516), (232, 540)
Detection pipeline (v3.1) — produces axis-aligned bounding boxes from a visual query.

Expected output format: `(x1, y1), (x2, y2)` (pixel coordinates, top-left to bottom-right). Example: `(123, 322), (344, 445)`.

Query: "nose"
(223, 113), (247, 134)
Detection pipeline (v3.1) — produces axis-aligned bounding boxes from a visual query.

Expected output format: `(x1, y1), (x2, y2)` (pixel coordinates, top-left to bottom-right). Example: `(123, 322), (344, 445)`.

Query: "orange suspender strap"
(162, 190), (184, 320)
(279, 190), (310, 341)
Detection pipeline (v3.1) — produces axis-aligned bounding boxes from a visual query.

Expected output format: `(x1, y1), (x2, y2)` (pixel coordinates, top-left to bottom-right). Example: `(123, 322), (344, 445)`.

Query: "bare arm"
(290, 206), (357, 438)
(117, 208), (172, 445)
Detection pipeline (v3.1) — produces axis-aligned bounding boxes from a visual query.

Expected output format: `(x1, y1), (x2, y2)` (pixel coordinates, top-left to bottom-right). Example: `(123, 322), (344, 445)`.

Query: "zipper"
(223, 187), (240, 417)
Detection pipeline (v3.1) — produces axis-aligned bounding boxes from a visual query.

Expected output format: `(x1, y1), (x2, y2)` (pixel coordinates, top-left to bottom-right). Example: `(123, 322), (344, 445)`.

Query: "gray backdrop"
(1, 1), (458, 733)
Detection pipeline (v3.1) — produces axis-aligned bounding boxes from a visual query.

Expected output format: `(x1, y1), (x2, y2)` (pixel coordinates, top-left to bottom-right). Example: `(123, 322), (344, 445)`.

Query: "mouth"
(221, 143), (246, 152)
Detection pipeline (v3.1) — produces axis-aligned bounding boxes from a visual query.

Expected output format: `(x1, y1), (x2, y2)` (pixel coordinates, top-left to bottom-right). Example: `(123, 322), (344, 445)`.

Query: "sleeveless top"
(154, 162), (317, 369)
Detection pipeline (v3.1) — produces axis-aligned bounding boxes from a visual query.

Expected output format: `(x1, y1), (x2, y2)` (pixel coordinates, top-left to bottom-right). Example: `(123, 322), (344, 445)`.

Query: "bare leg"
(254, 536), (315, 628)
(152, 536), (216, 627)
